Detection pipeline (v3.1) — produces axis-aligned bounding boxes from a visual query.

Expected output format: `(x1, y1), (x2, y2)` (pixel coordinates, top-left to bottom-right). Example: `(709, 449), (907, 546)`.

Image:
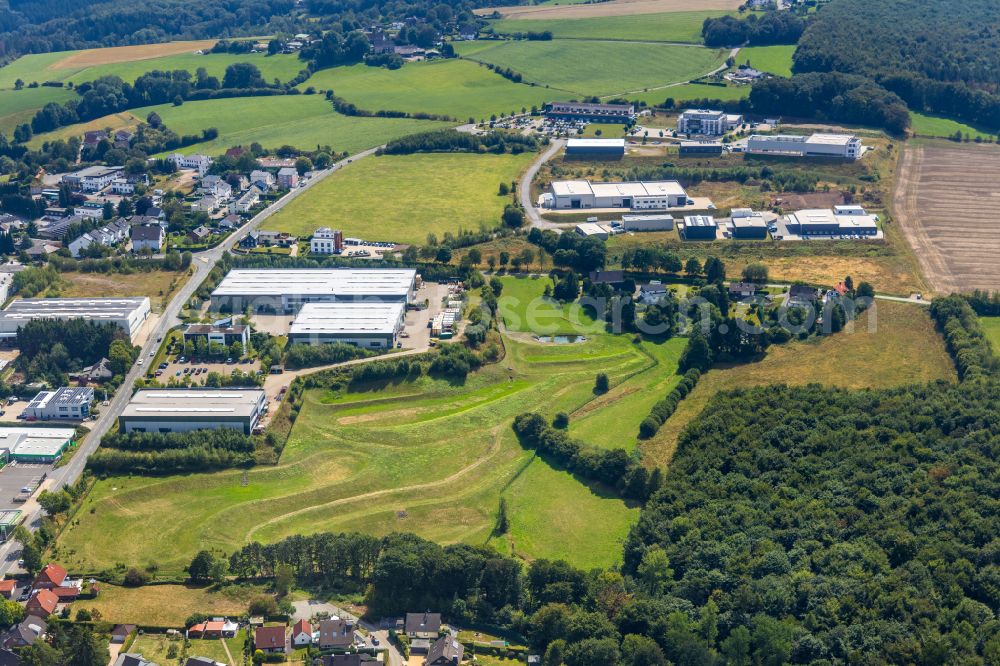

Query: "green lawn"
(488, 10), (733, 43)
(0, 50), (305, 89)
(304, 59), (549, 122)
(980, 316), (1000, 356)
(0, 86), (76, 135)
(629, 82), (750, 106)
(30, 95), (449, 156)
(130, 630), (246, 662)
(455, 40), (729, 97)
(910, 111), (997, 140)
(735, 44), (795, 77)
(498, 275), (601, 336)
(262, 151), (536, 244)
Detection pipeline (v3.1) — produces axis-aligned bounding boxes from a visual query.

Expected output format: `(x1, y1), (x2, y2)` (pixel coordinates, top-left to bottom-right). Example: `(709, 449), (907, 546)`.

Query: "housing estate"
(0, 297), (151, 341)
(544, 101), (636, 124)
(311, 227), (344, 254)
(289, 302), (406, 348)
(549, 180), (688, 210)
(0, 428), (75, 464)
(22, 387), (94, 421)
(210, 268), (418, 312)
(564, 138), (625, 159)
(119, 389), (267, 435)
(746, 133), (863, 160)
(677, 109), (743, 135)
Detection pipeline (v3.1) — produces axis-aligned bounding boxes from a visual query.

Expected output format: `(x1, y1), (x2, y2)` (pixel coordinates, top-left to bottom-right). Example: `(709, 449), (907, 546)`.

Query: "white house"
(249, 170), (275, 190)
(310, 227), (343, 255)
(131, 224), (165, 252)
(110, 178), (134, 195)
(191, 195), (218, 213)
(68, 234), (95, 258)
(230, 186), (262, 214)
(169, 153), (213, 176)
(200, 176), (233, 201)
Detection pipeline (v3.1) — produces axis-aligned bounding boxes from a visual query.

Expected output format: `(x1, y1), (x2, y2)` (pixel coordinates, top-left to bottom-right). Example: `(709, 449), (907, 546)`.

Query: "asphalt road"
(519, 138), (565, 230)
(0, 147), (382, 574)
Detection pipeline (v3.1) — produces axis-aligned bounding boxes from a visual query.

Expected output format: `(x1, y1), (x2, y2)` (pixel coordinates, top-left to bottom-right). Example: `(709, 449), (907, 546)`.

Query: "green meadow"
(262, 151), (535, 244)
(488, 10), (733, 43)
(735, 44), (796, 77)
(456, 40), (729, 97)
(304, 59), (548, 121)
(0, 86), (75, 135)
(910, 111), (997, 140)
(630, 81), (750, 106)
(980, 317), (1000, 355)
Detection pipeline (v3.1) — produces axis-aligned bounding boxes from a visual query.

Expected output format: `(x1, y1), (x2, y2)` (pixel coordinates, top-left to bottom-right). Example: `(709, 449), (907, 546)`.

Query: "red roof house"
(32, 564), (67, 590)
(292, 619), (313, 647)
(0, 580), (14, 599)
(255, 626), (287, 654)
(26, 590), (58, 617)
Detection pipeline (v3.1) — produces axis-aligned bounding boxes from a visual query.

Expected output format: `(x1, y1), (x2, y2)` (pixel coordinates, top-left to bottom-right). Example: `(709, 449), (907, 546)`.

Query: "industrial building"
(119, 389), (268, 435)
(210, 269), (418, 313)
(730, 209), (768, 239)
(23, 387), (94, 421)
(182, 323), (250, 349)
(288, 302), (406, 348)
(678, 141), (723, 156)
(564, 138), (625, 159)
(746, 133), (863, 160)
(680, 215), (718, 240)
(544, 101), (636, 124)
(677, 109), (743, 136)
(621, 214), (674, 232)
(0, 297), (151, 342)
(0, 427), (76, 464)
(311, 227), (344, 255)
(574, 222), (612, 240)
(549, 180), (687, 210)
(786, 206), (878, 237)
(62, 166), (123, 193)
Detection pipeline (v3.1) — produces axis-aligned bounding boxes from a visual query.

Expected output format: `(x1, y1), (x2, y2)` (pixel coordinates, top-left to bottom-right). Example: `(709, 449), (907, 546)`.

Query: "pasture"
(0, 86), (75, 135)
(304, 59), (548, 121)
(909, 112), (996, 141)
(261, 151), (535, 244)
(629, 81), (749, 106)
(736, 44), (795, 77)
(456, 40), (728, 97)
(488, 10), (732, 43)
(56, 287), (675, 572)
(893, 141), (1000, 293)
(640, 300), (957, 466)
(980, 317), (1000, 355)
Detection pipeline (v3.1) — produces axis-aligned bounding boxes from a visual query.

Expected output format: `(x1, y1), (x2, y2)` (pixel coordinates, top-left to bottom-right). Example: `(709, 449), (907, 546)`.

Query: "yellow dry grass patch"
(730, 255), (926, 297)
(478, 0), (740, 19)
(53, 40), (219, 69)
(76, 583), (259, 626)
(59, 270), (188, 312)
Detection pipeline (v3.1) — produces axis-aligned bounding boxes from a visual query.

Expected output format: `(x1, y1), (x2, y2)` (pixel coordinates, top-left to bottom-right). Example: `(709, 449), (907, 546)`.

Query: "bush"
(122, 568), (149, 587)
(594, 373), (609, 394)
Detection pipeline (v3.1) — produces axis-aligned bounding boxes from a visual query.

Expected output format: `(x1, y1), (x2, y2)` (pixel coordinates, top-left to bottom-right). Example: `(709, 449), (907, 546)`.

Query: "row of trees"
(701, 11), (806, 48)
(928, 294), (998, 380)
(381, 129), (539, 155)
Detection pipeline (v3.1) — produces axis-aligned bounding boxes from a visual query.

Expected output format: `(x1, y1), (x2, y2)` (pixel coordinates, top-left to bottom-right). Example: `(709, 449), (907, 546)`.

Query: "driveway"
(291, 599), (348, 622)
(518, 139), (566, 230)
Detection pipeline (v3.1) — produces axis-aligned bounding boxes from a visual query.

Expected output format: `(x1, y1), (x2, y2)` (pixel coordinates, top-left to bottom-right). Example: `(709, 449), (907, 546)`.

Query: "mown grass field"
(910, 111), (997, 140)
(0, 86), (76, 136)
(488, 10), (732, 42)
(129, 631), (245, 663)
(455, 40), (728, 97)
(980, 316), (1000, 355)
(640, 301), (957, 466)
(305, 59), (548, 121)
(630, 81), (749, 106)
(73, 583), (263, 626)
(735, 44), (796, 77)
(59, 270), (187, 312)
(262, 151), (535, 244)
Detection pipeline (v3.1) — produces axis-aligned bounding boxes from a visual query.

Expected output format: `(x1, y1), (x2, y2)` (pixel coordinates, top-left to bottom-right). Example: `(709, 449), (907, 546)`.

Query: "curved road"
(519, 138), (566, 230)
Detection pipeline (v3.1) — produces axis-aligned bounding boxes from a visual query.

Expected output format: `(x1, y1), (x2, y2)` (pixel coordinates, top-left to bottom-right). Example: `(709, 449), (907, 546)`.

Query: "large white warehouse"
(288, 302), (406, 348)
(210, 268), (417, 313)
(0, 297), (151, 341)
(549, 180), (687, 210)
(119, 389), (267, 435)
(746, 133), (863, 160)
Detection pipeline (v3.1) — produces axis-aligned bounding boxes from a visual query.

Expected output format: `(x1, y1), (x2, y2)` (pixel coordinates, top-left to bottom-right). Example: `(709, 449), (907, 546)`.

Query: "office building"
(544, 101), (635, 124)
(210, 269), (417, 313)
(786, 207), (878, 237)
(746, 133), (863, 160)
(677, 109), (743, 135)
(182, 323), (250, 349)
(0, 297), (151, 341)
(289, 302), (406, 348)
(23, 387), (94, 421)
(730, 208), (768, 239)
(310, 227), (344, 255)
(119, 389), (268, 435)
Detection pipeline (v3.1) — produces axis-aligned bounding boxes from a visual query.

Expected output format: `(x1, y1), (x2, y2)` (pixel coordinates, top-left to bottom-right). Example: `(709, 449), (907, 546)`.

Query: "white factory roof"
(683, 215), (717, 228)
(566, 138), (626, 149)
(575, 223), (611, 236)
(290, 302), (405, 336)
(1, 297), (149, 320)
(0, 427), (75, 456)
(804, 133), (858, 146)
(621, 214), (674, 222)
(121, 389), (265, 419)
(553, 180), (685, 198)
(550, 181), (593, 197)
(730, 209), (767, 227)
(790, 208), (877, 230)
(212, 269), (416, 298)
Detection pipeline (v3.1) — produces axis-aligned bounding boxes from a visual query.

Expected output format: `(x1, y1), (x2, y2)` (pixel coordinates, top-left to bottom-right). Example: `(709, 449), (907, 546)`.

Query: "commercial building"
(311, 227), (344, 255)
(621, 214), (674, 232)
(549, 180), (687, 210)
(62, 166), (123, 193)
(565, 138), (625, 159)
(574, 222), (612, 240)
(746, 133), (863, 160)
(677, 109), (743, 136)
(0, 297), (151, 342)
(23, 387), (94, 421)
(0, 427), (76, 464)
(288, 302), (405, 348)
(119, 389), (268, 435)
(680, 215), (718, 240)
(168, 153), (213, 176)
(786, 207), (878, 237)
(544, 101), (635, 124)
(678, 141), (723, 156)
(730, 208), (768, 239)
(211, 269), (418, 313)
(182, 323), (250, 349)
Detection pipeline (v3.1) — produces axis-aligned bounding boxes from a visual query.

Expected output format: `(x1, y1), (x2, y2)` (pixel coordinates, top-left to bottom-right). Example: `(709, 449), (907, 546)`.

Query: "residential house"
(424, 637), (464, 666)
(191, 196), (218, 214)
(225, 146), (246, 159)
(24, 239), (62, 259)
(317, 656), (365, 666)
(249, 170), (275, 190)
(788, 285), (817, 306)
(68, 233), (96, 258)
(318, 618), (354, 649)
(169, 153), (213, 177)
(114, 129), (134, 149)
(256, 230), (297, 247)
(588, 270), (624, 285)
(76, 200), (109, 220)
(219, 213), (242, 230)
(187, 226), (211, 243)
(110, 178), (135, 195)
(113, 654), (155, 666)
(185, 658), (225, 666)
(201, 176), (233, 201)
(83, 130), (107, 148)
(291, 619), (313, 647)
(258, 157), (295, 169)
(70, 357), (113, 383)
(145, 206), (165, 221)
(25, 590), (58, 617)
(238, 231), (260, 249)
(638, 282), (668, 305)
(405, 613), (441, 640)
(728, 282), (759, 299)
(110, 625), (136, 644)
(230, 186), (262, 214)
(189, 619), (238, 639)
(277, 167), (299, 189)
(0, 580), (14, 599)
(255, 626), (287, 654)
(131, 224), (165, 252)
(310, 227), (343, 254)
(0, 616), (46, 649)
(33, 564), (67, 590)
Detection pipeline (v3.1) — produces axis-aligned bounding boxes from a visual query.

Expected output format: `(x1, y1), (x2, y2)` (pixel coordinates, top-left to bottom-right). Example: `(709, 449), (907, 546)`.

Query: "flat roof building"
(119, 389), (267, 435)
(621, 214), (674, 232)
(289, 302), (406, 348)
(210, 269), (418, 313)
(678, 141), (723, 156)
(0, 427), (76, 464)
(0, 297), (151, 341)
(544, 101), (635, 124)
(677, 109), (743, 136)
(183, 323), (250, 349)
(730, 208), (768, 240)
(680, 215), (718, 240)
(746, 133), (863, 160)
(574, 222), (612, 240)
(23, 387), (94, 421)
(565, 138), (625, 159)
(786, 208), (878, 237)
(550, 180), (687, 210)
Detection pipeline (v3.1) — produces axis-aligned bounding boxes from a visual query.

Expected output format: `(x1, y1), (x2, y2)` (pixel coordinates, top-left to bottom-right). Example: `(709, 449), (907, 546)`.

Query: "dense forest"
(794, 0), (1000, 128)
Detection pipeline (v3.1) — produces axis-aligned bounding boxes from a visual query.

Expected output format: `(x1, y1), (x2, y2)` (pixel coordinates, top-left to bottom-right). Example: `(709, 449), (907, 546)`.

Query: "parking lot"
(150, 357), (262, 384)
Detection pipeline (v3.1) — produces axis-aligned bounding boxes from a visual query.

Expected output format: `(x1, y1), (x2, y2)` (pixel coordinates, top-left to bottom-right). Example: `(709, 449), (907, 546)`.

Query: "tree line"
(928, 294), (998, 381)
(701, 11), (806, 48)
(88, 428), (256, 474)
(380, 129), (540, 155)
